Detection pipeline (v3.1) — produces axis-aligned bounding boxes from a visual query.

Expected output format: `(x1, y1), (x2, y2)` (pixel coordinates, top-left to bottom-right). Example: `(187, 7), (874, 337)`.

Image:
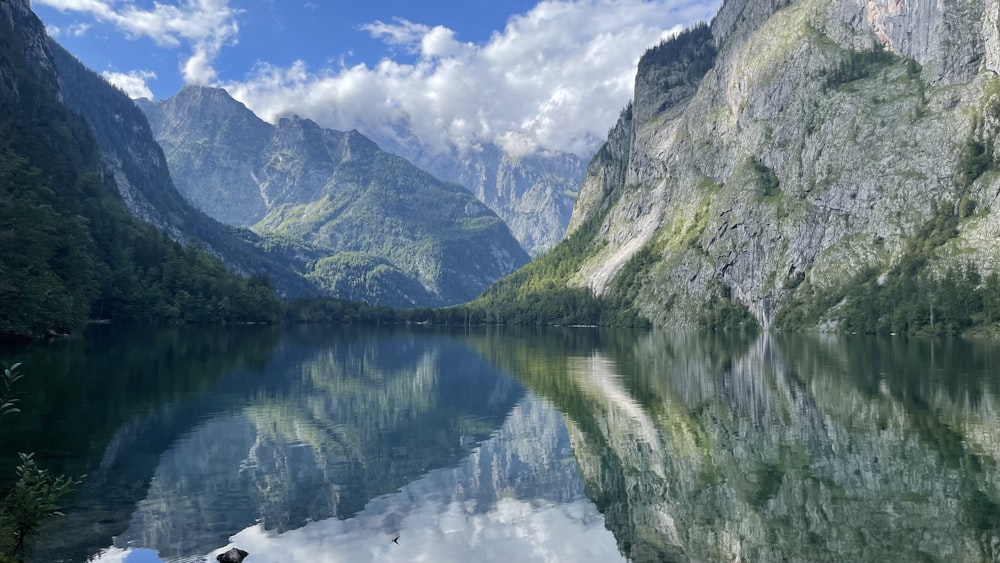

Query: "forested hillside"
(47, 42), (318, 299)
(0, 0), (282, 339)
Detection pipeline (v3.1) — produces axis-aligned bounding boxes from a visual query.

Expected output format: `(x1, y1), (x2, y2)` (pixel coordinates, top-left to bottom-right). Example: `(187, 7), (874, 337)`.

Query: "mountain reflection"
(16, 326), (1000, 562)
(495, 330), (1000, 563)
(154, 396), (624, 563)
(43, 328), (524, 558)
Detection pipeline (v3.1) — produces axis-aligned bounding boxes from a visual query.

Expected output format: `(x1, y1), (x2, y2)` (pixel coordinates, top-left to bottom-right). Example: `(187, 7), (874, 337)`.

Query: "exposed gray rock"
(568, 0), (1000, 328)
(138, 88), (271, 226)
(141, 87), (529, 306)
(4, 9), (315, 298)
(849, 0), (988, 84)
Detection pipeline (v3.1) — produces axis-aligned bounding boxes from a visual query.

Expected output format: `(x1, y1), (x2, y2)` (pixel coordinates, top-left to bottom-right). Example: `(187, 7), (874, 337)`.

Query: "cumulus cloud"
(361, 18), (434, 52)
(228, 0), (721, 158)
(47, 21), (97, 39)
(102, 69), (157, 99)
(34, 0), (239, 85)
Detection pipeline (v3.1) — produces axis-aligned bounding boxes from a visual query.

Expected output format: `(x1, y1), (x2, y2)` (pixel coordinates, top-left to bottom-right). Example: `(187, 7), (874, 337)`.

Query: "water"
(2, 326), (1000, 562)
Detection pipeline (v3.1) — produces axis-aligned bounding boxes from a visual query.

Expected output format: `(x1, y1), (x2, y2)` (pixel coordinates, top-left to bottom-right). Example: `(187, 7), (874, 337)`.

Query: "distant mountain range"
(47, 41), (315, 299)
(139, 87), (529, 307)
(0, 0), (552, 339)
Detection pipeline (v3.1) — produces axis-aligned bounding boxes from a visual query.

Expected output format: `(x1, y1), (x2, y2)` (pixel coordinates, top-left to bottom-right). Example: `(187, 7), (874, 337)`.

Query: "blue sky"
(35, 0), (721, 157)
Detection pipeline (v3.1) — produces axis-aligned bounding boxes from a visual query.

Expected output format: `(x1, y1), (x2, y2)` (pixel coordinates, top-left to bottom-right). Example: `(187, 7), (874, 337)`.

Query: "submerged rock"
(216, 547), (249, 563)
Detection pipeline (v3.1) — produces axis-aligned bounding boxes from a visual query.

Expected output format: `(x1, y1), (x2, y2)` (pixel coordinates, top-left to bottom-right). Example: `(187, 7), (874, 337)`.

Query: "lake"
(2, 325), (1000, 562)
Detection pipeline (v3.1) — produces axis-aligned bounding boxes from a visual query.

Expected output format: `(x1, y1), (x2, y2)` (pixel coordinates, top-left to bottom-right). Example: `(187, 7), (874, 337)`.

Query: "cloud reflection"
(220, 496), (619, 563)
(88, 395), (623, 563)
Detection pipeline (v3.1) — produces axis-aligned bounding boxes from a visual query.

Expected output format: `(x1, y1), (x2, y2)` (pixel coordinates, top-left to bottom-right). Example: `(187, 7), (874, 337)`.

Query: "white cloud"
(227, 0), (721, 158)
(102, 69), (157, 99)
(68, 22), (91, 37)
(46, 21), (91, 37)
(361, 18), (433, 52)
(34, 0), (239, 85)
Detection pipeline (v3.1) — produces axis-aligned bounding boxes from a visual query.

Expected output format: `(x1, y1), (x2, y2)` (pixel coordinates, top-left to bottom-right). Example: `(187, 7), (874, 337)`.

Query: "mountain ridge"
(140, 86), (530, 307)
(46, 42), (319, 298)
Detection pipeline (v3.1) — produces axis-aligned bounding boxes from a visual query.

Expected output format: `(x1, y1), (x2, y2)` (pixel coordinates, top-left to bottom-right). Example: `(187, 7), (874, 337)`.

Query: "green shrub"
(0, 364), (82, 561)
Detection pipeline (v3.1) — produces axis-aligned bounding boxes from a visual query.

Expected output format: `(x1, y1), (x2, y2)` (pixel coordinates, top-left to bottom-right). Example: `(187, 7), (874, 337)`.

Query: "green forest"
(0, 12), (284, 340)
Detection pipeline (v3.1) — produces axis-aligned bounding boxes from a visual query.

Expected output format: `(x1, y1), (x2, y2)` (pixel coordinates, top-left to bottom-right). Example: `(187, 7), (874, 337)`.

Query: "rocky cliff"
(563, 0), (1000, 328)
(141, 87), (529, 307)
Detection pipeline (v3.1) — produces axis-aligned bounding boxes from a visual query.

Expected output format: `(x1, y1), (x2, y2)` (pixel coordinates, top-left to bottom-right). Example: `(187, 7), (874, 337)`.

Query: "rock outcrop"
(44, 42), (315, 297)
(566, 0), (1000, 328)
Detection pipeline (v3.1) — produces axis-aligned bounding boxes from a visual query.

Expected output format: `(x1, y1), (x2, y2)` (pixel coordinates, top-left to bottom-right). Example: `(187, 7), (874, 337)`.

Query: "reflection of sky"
(88, 396), (624, 563)
(216, 496), (616, 563)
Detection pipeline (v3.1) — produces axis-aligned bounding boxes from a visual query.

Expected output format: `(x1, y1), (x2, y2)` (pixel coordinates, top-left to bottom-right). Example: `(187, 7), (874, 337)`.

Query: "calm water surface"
(3, 325), (1000, 562)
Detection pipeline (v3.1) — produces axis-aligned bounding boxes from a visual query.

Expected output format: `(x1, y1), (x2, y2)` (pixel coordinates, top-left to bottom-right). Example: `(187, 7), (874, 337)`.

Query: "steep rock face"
(710, 0), (794, 47)
(142, 88), (529, 306)
(567, 0), (1000, 328)
(138, 88), (271, 226)
(853, 0), (989, 83)
(150, 87), (585, 257)
(0, 0), (54, 89)
(371, 133), (585, 256)
(0, 0), (301, 337)
(451, 147), (584, 257)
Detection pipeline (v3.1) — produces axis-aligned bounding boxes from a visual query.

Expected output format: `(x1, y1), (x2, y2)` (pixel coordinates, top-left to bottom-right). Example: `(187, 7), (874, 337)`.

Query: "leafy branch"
(0, 364), (24, 417)
(4, 453), (84, 557)
(0, 364), (84, 561)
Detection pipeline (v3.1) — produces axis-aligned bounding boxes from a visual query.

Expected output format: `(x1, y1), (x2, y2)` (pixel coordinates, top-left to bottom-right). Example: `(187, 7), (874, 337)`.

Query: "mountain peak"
(139, 85), (529, 306)
(171, 84), (258, 117)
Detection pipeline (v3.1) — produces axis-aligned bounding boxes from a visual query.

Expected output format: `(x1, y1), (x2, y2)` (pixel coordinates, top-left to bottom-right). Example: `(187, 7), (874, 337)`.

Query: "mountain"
(482, 0), (1000, 331)
(140, 87), (529, 307)
(369, 131), (586, 256)
(0, 0), (285, 339)
(45, 42), (317, 299)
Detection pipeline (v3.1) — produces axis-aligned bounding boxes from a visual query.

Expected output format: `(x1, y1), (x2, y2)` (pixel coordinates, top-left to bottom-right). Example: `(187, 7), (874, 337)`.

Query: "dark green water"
(2, 326), (1000, 562)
